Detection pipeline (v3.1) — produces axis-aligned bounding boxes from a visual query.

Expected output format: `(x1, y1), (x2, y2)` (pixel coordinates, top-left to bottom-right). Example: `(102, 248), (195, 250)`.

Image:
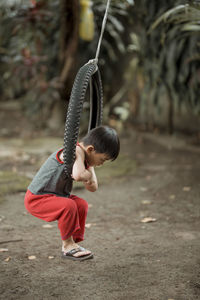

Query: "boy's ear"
(86, 145), (95, 153)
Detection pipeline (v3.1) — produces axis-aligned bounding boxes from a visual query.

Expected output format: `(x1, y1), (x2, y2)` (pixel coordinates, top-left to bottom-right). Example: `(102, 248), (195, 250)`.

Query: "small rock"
(85, 223), (96, 228)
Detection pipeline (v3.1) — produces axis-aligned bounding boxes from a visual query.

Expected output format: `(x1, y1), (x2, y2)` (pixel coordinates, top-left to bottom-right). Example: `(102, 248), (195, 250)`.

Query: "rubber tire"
(88, 69), (103, 132)
(63, 62), (103, 177)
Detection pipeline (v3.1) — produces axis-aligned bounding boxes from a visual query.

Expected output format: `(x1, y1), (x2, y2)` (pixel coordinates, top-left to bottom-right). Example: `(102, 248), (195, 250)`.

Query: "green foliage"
(147, 2), (200, 113)
(1, 0), (199, 132)
(77, 0), (135, 124)
(79, 0), (134, 87)
(0, 0), (60, 122)
(130, 0), (200, 128)
(0, 0), (134, 127)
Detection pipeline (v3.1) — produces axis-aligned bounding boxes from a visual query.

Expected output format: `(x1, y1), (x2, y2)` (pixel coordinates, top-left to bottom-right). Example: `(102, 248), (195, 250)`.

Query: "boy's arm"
(84, 167), (98, 192)
(72, 146), (92, 182)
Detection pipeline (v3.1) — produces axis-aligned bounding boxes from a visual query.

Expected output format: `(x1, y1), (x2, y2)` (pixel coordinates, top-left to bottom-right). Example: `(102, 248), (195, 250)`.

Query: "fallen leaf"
(48, 256), (54, 259)
(4, 257), (11, 262)
(88, 204), (93, 208)
(28, 255), (36, 260)
(42, 224), (53, 228)
(183, 186), (191, 192)
(141, 200), (152, 205)
(140, 187), (148, 192)
(169, 194), (176, 199)
(0, 248), (8, 252)
(141, 217), (157, 223)
(0, 215), (5, 222)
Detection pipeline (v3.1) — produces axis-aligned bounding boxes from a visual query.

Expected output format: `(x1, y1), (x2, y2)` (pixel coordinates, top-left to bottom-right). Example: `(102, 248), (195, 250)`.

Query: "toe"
(73, 249), (92, 257)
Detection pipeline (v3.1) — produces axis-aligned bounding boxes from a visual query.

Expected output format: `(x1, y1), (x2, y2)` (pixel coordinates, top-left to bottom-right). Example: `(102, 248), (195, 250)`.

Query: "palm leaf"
(181, 24), (200, 32)
(148, 4), (189, 32)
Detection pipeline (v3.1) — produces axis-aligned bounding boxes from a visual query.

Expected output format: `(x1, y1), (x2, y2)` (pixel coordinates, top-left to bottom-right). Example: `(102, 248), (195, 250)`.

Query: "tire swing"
(63, 0), (111, 179)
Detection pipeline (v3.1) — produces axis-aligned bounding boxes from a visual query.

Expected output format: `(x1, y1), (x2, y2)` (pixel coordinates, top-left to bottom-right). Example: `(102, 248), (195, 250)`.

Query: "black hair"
(81, 126), (120, 161)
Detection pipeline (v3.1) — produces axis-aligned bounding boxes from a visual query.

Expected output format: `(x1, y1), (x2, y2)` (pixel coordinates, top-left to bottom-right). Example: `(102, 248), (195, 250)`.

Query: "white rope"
(95, 0), (111, 61)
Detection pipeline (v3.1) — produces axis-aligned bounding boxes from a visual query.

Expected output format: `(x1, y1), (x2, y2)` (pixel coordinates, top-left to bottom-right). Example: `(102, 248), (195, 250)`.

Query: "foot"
(62, 246), (93, 261)
(62, 237), (91, 258)
(62, 244), (91, 258)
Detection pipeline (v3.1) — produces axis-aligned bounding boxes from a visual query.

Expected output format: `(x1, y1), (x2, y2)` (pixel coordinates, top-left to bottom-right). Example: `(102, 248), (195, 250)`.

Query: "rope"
(95, 0), (111, 61)
(86, 1), (111, 75)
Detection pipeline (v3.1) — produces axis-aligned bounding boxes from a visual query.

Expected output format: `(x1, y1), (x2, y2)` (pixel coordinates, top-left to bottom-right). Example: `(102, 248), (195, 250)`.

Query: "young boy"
(24, 126), (120, 261)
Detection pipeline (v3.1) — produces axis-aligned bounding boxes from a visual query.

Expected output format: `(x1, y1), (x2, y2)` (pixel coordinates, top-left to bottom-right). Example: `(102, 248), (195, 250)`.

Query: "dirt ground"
(0, 130), (200, 300)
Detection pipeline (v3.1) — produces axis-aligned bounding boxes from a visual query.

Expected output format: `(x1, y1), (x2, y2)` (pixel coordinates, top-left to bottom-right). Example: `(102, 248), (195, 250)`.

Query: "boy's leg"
(24, 190), (92, 258)
(69, 194), (88, 243)
(24, 190), (80, 240)
(62, 195), (92, 259)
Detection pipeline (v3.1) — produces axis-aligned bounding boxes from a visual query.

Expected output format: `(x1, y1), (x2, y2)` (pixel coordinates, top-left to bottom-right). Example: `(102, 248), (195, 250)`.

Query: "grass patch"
(0, 171), (31, 204)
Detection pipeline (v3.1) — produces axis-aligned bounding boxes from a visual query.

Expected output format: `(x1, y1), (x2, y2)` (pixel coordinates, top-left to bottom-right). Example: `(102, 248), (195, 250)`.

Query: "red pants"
(24, 190), (88, 242)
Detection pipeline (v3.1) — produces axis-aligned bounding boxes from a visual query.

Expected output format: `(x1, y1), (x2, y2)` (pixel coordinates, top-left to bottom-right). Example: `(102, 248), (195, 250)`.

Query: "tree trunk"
(164, 81), (174, 135)
(47, 0), (79, 131)
(59, 0), (79, 99)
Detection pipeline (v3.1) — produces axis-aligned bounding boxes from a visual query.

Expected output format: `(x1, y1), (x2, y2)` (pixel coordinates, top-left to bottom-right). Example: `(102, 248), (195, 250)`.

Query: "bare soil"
(0, 131), (200, 300)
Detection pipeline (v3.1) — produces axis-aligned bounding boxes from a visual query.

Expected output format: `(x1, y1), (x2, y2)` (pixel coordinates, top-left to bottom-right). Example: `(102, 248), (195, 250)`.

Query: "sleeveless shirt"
(28, 149), (73, 197)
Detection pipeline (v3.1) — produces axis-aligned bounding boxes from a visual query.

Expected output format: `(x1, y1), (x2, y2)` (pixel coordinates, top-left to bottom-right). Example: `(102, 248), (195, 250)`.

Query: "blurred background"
(1, 3), (200, 297)
(0, 0), (200, 139)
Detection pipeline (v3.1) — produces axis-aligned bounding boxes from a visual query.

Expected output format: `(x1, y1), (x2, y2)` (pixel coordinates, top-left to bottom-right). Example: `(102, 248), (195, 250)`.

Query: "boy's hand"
(72, 145), (98, 192)
(83, 167), (98, 192)
(72, 146), (92, 182)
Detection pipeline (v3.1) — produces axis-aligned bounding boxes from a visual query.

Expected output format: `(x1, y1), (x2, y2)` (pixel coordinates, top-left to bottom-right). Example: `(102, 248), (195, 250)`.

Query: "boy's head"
(81, 126), (120, 167)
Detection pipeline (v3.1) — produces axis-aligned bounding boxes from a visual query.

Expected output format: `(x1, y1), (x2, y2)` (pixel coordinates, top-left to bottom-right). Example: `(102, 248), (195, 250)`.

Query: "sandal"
(62, 247), (93, 261)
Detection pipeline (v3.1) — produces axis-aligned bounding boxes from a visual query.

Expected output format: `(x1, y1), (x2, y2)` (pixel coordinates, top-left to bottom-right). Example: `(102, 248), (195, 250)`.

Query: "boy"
(24, 126), (120, 261)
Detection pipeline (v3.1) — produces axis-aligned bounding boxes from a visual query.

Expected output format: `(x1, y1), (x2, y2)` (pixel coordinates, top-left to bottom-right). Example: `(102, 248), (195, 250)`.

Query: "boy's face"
(85, 146), (110, 167)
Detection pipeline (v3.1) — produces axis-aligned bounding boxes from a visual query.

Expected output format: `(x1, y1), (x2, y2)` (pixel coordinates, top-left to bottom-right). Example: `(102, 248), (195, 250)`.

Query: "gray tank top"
(28, 149), (72, 197)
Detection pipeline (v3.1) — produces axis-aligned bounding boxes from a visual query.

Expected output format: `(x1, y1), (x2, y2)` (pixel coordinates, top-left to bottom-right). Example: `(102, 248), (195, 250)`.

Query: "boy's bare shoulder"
(76, 144), (85, 158)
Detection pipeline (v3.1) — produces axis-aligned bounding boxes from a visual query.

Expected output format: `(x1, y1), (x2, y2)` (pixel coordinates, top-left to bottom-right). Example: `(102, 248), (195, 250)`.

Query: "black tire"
(63, 61), (103, 177)
(88, 69), (103, 131)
